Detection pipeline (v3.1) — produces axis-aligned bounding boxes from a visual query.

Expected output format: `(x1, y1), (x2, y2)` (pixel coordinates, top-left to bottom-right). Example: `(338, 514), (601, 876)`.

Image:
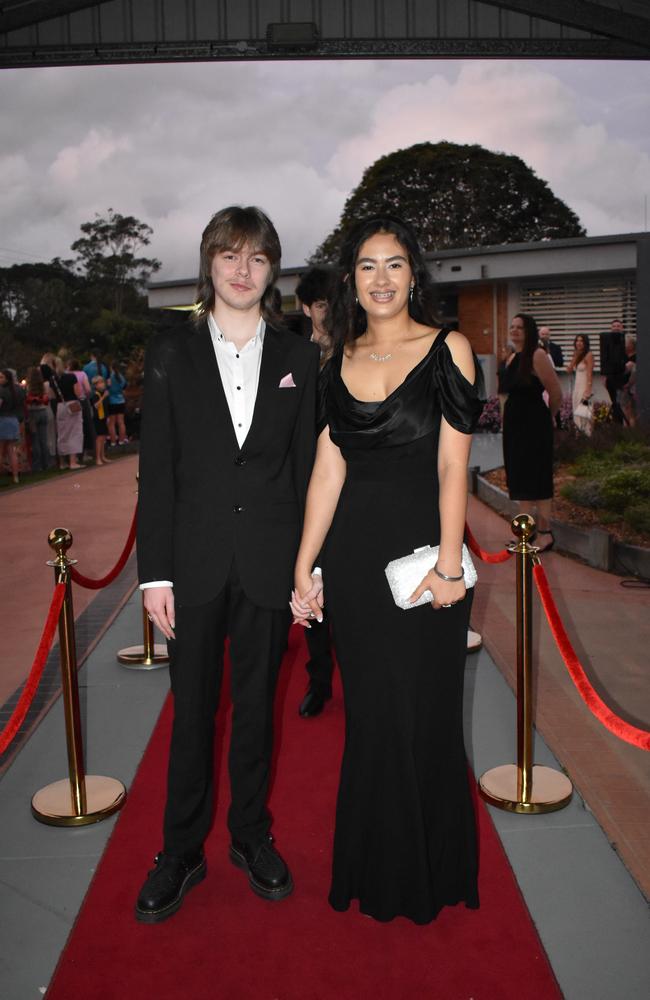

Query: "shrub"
(599, 468), (650, 513)
(611, 441), (650, 465)
(623, 503), (650, 536)
(570, 452), (609, 479)
(561, 479), (604, 509)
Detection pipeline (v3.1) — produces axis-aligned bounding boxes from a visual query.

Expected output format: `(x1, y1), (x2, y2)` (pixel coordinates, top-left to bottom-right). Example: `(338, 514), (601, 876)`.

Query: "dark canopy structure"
(1, 0), (650, 67)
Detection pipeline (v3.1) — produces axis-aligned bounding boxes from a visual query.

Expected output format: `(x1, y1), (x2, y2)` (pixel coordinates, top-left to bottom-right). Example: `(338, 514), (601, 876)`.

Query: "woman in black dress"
(500, 314), (562, 552)
(291, 216), (484, 924)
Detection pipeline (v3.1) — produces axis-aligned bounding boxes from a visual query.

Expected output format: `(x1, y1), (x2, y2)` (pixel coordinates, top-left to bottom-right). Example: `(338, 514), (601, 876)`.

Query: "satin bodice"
(318, 328), (484, 456)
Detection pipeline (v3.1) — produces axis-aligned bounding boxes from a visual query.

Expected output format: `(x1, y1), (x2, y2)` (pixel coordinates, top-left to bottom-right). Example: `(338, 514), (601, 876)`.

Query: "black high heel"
(537, 530), (555, 553)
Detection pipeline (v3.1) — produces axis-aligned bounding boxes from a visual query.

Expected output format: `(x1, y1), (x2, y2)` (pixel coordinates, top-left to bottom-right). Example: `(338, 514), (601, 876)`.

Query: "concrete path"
(467, 492), (650, 899)
(1, 456), (139, 704)
(0, 437), (649, 998)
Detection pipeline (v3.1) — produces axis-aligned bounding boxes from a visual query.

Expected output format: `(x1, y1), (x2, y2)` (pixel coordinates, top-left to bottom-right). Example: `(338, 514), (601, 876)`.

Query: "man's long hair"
(194, 206), (282, 325)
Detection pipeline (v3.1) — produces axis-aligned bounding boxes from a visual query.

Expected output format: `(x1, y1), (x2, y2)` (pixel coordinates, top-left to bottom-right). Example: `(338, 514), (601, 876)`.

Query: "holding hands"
(291, 570), (324, 627)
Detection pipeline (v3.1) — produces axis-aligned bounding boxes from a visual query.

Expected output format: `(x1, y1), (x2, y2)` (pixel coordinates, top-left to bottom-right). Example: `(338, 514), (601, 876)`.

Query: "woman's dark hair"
(572, 333), (591, 363)
(1, 368), (18, 408)
(512, 313), (540, 383)
(327, 215), (440, 347)
(27, 366), (45, 395)
(195, 205), (282, 326)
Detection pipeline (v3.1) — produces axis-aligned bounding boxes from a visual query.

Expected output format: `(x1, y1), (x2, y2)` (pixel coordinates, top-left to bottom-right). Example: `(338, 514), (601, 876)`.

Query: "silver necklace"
(369, 350), (393, 362)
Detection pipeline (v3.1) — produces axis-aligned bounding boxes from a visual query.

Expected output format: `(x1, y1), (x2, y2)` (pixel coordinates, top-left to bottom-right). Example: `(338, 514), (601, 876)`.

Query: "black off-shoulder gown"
(320, 329), (483, 924)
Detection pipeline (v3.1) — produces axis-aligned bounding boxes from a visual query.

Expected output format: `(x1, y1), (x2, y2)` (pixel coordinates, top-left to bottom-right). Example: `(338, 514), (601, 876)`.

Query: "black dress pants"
(163, 560), (291, 858)
(304, 609), (334, 696)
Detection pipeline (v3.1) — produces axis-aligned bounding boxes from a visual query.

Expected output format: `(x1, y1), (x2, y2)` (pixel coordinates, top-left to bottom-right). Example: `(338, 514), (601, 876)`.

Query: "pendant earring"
(409, 285), (414, 302)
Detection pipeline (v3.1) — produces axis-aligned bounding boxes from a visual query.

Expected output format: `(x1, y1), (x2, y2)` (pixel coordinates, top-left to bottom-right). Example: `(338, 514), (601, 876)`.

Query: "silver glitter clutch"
(385, 544), (477, 610)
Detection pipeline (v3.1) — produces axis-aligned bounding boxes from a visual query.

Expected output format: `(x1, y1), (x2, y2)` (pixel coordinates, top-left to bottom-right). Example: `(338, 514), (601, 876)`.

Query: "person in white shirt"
(135, 206), (319, 923)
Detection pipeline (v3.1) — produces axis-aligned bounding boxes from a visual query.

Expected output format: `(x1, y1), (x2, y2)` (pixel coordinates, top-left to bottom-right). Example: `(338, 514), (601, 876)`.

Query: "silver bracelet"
(433, 562), (464, 582)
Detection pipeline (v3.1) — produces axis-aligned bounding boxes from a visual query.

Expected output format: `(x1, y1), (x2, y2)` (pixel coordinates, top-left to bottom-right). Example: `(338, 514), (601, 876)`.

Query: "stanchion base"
(479, 764), (573, 814)
(117, 644), (169, 669)
(467, 629), (482, 653)
(31, 775), (126, 827)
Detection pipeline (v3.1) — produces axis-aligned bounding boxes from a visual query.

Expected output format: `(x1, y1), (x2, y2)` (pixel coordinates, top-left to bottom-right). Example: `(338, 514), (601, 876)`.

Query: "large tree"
(313, 142), (585, 262)
(70, 207), (161, 314)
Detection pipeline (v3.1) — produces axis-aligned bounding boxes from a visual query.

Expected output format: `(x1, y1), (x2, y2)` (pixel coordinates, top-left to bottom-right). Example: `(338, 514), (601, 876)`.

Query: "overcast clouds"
(1, 58), (649, 279)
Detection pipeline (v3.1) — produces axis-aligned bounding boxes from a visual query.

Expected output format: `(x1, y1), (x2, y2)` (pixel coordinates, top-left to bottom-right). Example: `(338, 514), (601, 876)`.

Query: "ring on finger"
(441, 603), (452, 608)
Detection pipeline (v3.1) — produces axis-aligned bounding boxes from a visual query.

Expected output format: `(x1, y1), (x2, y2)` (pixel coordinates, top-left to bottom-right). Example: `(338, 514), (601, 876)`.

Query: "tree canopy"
(0, 209), (169, 367)
(312, 141), (585, 263)
(70, 207), (161, 314)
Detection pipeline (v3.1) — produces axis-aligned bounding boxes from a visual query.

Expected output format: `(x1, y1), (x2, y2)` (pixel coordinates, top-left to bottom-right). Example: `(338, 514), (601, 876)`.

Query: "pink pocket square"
(279, 372), (296, 388)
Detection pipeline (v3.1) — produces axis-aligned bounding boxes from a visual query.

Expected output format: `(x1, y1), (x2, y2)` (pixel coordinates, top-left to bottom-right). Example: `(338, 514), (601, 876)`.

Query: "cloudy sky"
(1, 58), (649, 279)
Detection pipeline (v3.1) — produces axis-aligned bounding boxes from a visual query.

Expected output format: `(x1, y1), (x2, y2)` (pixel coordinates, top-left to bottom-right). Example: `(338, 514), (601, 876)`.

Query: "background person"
(292, 214), (483, 924)
(500, 313), (562, 552)
(294, 265), (340, 718)
(621, 334), (637, 427)
(67, 357), (95, 461)
(599, 319), (626, 423)
(0, 368), (25, 484)
(54, 357), (83, 470)
(566, 334), (594, 435)
(25, 366), (51, 471)
(107, 360), (128, 446)
(538, 326), (564, 368)
(90, 374), (111, 465)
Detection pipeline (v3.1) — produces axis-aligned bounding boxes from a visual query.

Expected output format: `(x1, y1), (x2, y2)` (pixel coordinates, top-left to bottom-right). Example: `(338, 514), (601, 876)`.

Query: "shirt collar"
(208, 313), (266, 350)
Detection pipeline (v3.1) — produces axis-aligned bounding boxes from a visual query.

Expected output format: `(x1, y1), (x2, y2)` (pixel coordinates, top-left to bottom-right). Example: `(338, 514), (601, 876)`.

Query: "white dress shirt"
(140, 314), (266, 591)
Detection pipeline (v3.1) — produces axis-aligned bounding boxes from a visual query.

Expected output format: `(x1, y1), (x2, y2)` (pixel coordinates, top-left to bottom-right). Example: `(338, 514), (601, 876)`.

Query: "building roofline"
(148, 232), (645, 290)
(424, 231), (642, 262)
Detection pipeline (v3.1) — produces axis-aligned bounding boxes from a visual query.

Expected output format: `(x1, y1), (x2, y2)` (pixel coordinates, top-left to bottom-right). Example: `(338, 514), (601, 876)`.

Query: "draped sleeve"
(434, 341), (486, 435)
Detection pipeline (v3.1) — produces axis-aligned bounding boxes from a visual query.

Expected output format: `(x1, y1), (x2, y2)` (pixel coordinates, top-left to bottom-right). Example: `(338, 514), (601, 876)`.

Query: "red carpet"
(47, 630), (561, 1000)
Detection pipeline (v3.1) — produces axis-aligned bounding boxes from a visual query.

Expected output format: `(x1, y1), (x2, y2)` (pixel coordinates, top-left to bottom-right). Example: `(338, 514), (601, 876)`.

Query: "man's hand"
(143, 586), (175, 640)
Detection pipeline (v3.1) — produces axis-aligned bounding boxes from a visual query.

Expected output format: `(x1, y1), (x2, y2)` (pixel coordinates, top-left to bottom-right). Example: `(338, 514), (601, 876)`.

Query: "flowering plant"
(477, 395), (501, 433)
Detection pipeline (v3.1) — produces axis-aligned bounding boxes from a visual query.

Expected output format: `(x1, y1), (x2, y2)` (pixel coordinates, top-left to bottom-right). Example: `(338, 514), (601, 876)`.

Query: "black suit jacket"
(137, 317), (319, 609)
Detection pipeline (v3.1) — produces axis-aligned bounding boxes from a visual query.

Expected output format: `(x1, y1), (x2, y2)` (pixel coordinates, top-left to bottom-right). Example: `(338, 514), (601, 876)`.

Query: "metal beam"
(0, 35), (647, 69)
(0, 1), (110, 34)
(480, 0), (650, 50)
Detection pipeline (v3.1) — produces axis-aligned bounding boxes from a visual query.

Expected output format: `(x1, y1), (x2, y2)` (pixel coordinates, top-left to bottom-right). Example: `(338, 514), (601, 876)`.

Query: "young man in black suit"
(135, 206), (319, 922)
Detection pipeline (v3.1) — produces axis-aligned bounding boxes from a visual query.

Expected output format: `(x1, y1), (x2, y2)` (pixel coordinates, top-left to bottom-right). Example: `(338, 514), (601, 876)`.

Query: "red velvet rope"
(70, 507), (137, 590)
(465, 522), (513, 564)
(0, 582), (66, 756)
(533, 563), (650, 751)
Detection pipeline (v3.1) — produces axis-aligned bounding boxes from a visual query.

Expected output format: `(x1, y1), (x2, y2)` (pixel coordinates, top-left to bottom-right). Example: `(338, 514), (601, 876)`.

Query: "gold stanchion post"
(31, 528), (127, 827)
(116, 475), (168, 669)
(478, 513), (573, 814)
(117, 594), (169, 669)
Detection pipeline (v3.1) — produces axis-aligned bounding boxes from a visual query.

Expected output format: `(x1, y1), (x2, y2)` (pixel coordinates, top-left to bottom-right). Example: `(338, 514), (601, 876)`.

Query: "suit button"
(234, 456), (246, 466)
(233, 505), (244, 513)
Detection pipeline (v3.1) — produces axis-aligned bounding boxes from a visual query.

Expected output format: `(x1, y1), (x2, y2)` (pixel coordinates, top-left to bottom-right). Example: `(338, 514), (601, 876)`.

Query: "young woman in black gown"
(500, 314), (562, 553)
(291, 216), (484, 924)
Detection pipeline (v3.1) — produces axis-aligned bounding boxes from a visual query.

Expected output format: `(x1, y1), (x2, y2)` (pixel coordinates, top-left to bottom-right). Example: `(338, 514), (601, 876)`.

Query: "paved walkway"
(1, 456), (139, 705)
(467, 493), (650, 899)
(1, 448), (649, 997)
